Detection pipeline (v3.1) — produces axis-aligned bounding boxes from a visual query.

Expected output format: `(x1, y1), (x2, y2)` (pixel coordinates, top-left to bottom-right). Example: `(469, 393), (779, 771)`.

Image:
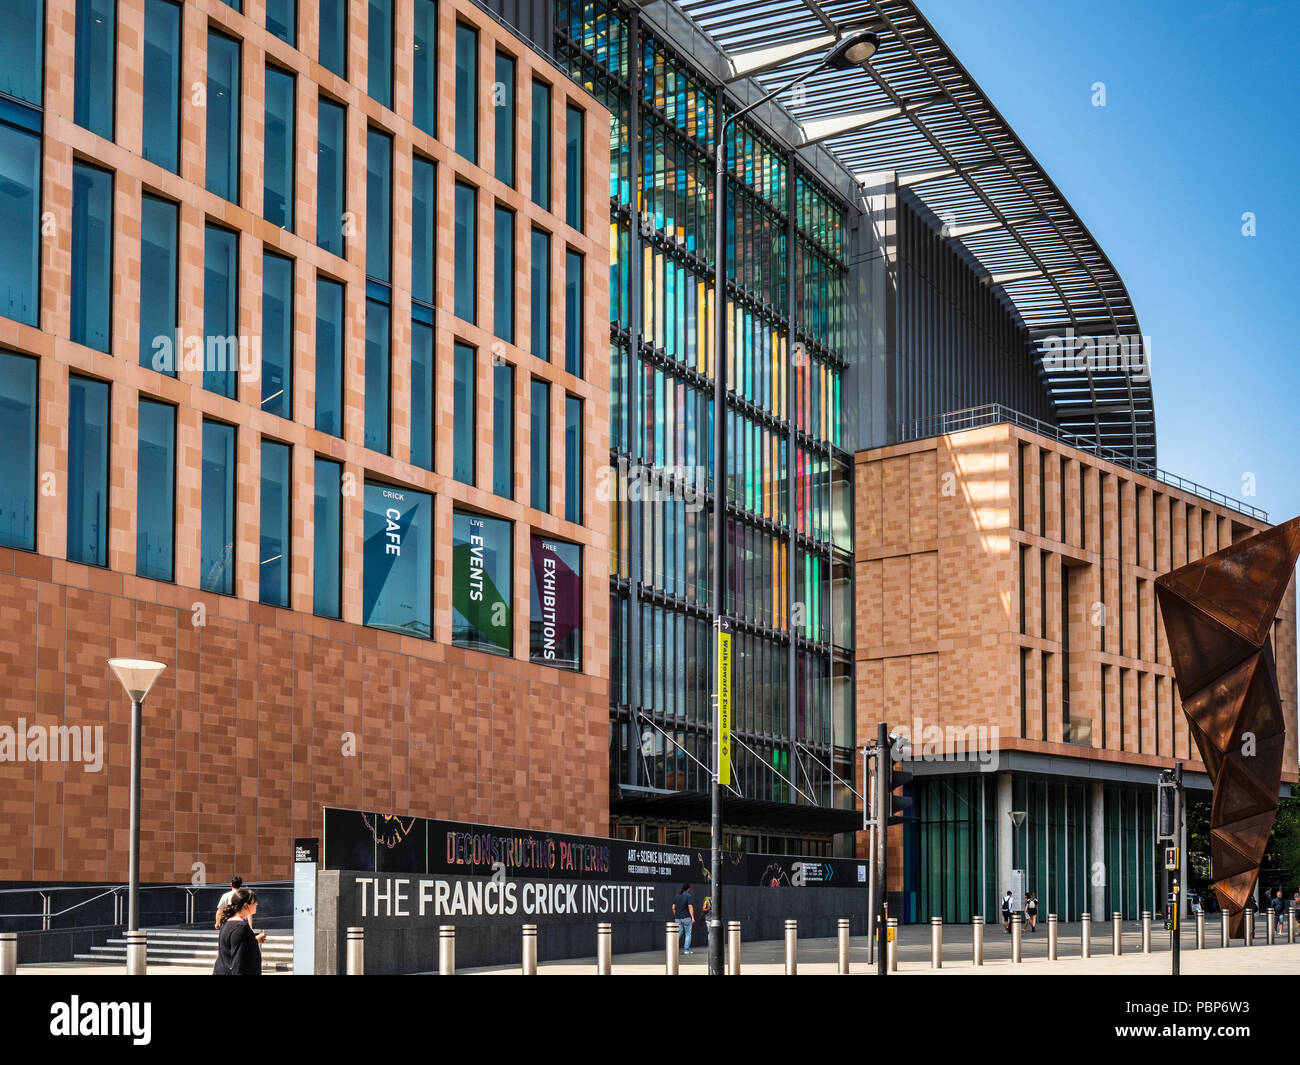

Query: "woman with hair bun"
(213, 888), (263, 975)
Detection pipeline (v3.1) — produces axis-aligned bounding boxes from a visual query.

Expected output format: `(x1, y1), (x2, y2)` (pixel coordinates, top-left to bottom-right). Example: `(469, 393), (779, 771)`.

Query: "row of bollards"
(335, 904), (1300, 974)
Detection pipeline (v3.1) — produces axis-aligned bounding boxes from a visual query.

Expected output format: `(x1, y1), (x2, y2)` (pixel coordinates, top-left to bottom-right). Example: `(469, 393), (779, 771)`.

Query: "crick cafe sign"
(351, 874), (659, 921)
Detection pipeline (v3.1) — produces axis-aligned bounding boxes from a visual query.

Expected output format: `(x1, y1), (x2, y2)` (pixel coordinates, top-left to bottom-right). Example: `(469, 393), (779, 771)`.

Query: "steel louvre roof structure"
(660, 0), (1157, 466)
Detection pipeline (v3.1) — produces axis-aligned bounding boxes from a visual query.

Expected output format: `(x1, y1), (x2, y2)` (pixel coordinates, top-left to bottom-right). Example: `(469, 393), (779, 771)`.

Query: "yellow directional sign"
(717, 617), (733, 786)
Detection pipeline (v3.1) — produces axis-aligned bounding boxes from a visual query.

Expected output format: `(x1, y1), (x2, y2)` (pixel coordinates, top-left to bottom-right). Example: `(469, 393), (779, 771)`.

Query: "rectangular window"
(261, 252), (292, 418)
(259, 440), (291, 607)
(493, 361), (513, 499)
(493, 206), (514, 342)
(530, 536), (581, 671)
(139, 194), (177, 372)
(67, 375), (111, 567)
(74, 0), (115, 139)
(565, 394), (582, 523)
(565, 105), (583, 230)
(315, 276), (344, 436)
(0, 351), (36, 551)
(142, 0), (180, 172)
(200, 420), (236, 596)
(564, 249), (583, 376)
(319, 0), (346, 78)
(530, 378), (549, 512)
(316, 97), (346, 256)
(364, 482), (432, 637)
(413, 0), (437, 136)
(410, 319), (434, 471)
(136, 398), (175, 581)
(452, 510), (512, 656)
(364, 294), (390, 455)
(455, 23), (478, 163)
(411, 156), (435, 307)
(0, 1), (43, 105)
(366, 128), (391, 283)
(530, 229), (549, 360)
(531, 80), (550, 209)
(0, 115), (41, 327)
(313, 457), (341, 618)
(71, 161), (113, 353)
(203, 225), (239, 398)
(264, 66), (295, 230)
(368, 0), (392, 109)
(206, 31), (241, 204)
(495, 52), (515, 186)
(453, 341), (475, 485)
(220, 0), (241, 10)
(454, 182), (476, 323)
(266, 0), (295, 45)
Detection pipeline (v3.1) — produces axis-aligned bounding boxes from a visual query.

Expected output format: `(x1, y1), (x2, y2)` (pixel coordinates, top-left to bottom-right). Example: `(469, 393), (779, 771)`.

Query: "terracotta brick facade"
(0, 0), (612, 882)
(854, 423), (1298, 882)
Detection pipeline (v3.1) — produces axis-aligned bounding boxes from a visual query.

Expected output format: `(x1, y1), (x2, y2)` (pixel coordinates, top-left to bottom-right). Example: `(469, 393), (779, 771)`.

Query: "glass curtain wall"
(555, 0), (854, 832)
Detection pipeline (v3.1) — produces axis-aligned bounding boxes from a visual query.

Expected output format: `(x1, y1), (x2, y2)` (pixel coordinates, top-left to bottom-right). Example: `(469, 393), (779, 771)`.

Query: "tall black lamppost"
(108, 657), (167, 974)
(709, 29), (880, 977)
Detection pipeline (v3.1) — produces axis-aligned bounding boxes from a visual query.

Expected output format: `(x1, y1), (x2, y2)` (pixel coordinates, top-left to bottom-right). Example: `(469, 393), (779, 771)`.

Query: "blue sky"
(918, 0), (1300, 525)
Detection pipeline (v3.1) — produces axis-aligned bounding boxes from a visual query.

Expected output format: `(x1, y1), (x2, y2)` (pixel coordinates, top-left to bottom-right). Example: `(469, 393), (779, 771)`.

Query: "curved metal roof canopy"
(664, 0), (1157, 466)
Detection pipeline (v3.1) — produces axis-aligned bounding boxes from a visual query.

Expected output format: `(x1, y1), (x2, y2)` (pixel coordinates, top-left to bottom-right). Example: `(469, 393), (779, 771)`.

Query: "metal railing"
(899, 404), (1267, 521)
(0, 881), (291, 932)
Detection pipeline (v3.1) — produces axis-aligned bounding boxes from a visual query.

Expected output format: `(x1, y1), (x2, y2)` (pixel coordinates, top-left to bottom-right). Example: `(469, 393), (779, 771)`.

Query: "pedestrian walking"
(213, 888), (263, 975)
(1271, 888), (1285, 936)
(1024, 891), (1039, 932)
(1001, 890), (1013, 933)
(672, 883), (695, 955)
(215, 876), (244, 928)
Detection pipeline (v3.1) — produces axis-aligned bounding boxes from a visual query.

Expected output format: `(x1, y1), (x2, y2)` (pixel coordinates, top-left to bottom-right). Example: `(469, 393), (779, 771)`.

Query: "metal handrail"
(899, 404), (1268, 522)
(0, 881), (292, 928)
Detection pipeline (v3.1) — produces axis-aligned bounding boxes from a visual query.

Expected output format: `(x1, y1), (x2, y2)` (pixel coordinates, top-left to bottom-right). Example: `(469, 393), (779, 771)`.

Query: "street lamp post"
(1009, 809), (1027, 911)
(107, 658), (167, 974)
(709, 29), (879, 977)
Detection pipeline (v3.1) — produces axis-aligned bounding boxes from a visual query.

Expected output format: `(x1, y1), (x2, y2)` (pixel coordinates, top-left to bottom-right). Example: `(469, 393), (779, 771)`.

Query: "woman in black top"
(213, 888), (263, 975)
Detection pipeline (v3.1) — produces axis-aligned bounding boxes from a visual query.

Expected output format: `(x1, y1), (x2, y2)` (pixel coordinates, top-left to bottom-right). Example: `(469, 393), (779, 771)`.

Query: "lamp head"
(824, 30), (880, 71)
(108, 658), (167, 702)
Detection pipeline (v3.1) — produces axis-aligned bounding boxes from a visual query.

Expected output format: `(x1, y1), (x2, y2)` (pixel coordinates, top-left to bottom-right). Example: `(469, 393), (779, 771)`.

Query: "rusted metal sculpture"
(1155, 516), (1300, 939)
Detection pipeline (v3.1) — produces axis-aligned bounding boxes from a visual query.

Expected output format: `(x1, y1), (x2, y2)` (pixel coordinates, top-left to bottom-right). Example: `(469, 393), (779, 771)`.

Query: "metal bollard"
(930, 916), (942, 969)
(1011, 912), (1022, 963)
(1267, 916), (1275, 946)
(837, 918), (850, 975)
(346, 926), (364, 975)
(0, 932), (16, 975)
(1081, 912), (1091, 958)
(727, 920), (741, 975)
(596, 922), (612, 975)
(1290, 905), (1297, 945)
(1141, 911), (1151, 954)
(1221, 910), (1230, 947)
(886, 917), (899, 971)
(665, 921), (679, 975)
(784, 919), (798, 975)
(438, 925), (455, 975)
(1112, 912), (1122, 956)
(522, 924), (538, 975)
(1195, 910), (1205, 950)
(972, 915), (984, 966)
(1048, 913), (1058, 960)
(1244, 912), (1254, 947)
(126, 930), (147, 975)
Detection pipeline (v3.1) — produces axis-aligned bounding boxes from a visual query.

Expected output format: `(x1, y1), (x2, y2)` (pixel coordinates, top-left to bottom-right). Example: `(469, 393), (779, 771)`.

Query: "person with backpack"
(1001, 890), (1013, 933)
(1024, 891), (1039, 932)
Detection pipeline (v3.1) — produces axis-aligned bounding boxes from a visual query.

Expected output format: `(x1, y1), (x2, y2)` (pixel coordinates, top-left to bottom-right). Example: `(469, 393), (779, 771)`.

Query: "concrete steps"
(73, 927), (294, 971)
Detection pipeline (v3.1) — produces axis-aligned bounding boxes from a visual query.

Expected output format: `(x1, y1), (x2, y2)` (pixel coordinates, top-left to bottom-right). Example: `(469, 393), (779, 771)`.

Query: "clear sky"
(917, 0), (1300, 525)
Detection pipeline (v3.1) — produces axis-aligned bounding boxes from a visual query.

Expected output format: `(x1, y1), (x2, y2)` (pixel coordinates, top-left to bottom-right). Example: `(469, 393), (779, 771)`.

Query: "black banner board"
(322, 807), (867, 889)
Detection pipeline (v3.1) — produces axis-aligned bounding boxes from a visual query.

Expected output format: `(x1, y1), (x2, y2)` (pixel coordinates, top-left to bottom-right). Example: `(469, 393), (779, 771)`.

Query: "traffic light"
(886, 731), (916, 826)
(1157, 769), (1176, 840)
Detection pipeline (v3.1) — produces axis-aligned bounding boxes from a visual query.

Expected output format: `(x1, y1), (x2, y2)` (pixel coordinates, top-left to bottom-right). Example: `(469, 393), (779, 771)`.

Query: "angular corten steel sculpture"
(1155, 516), (1300, 939)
